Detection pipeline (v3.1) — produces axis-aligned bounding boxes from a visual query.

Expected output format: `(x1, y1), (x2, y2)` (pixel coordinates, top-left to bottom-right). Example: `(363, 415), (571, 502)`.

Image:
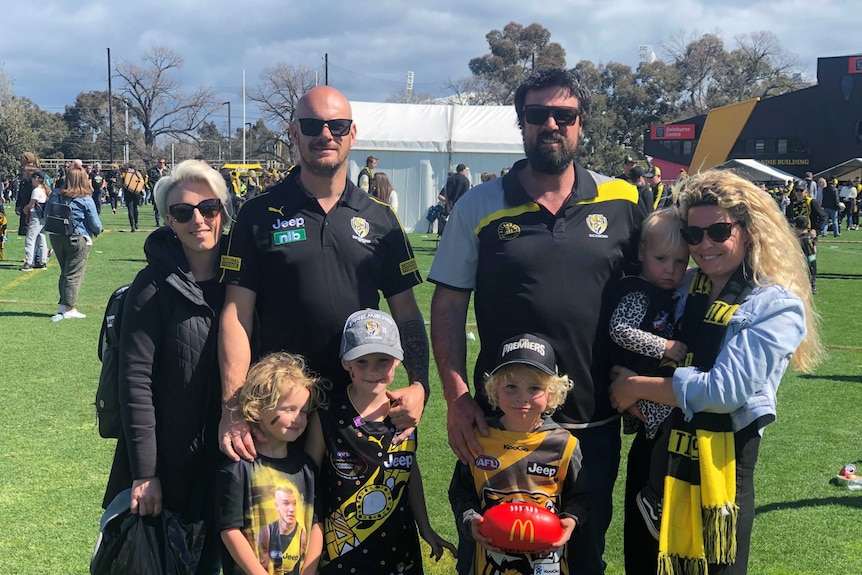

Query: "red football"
(478, 502), (563, 552)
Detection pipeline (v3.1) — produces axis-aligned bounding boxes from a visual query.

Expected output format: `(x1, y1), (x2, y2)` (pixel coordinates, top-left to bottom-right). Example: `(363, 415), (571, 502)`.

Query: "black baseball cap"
(491, 333), (557, 376)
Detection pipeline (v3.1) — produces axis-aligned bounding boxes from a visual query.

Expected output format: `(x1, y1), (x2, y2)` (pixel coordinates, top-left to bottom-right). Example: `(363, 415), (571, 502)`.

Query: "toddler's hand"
(663, 339), (688, 362)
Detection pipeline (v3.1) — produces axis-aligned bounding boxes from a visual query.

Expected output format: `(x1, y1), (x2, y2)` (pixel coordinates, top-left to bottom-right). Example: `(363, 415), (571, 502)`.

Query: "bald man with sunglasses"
(429, 68), (649, 574)
(217, 86), (429, 463)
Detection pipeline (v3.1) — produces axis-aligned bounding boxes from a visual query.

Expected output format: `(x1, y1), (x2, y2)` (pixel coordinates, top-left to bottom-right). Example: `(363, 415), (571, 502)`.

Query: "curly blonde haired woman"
(611, 169), (822, 574)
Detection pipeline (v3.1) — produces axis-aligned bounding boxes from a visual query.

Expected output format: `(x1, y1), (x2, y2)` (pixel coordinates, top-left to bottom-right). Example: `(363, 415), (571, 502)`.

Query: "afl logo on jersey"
(497, 222), (521, 240)
(475, 455), (500, 471)
(586, 214), (608, 238)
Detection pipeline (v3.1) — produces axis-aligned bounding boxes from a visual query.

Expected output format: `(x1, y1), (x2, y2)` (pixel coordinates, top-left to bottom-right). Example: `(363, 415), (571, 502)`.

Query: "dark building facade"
(645, 54), (862, 179)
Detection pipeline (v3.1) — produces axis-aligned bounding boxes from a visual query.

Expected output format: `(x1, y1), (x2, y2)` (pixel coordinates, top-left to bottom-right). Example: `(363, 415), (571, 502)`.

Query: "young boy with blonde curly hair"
(448, 333), (591, 575)
(216, 352), (327, 575)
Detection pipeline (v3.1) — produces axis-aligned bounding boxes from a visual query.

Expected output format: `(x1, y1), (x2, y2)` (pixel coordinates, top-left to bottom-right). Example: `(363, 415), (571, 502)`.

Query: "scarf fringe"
(703, 503), (738, 564)
(657, 553), (708, 575)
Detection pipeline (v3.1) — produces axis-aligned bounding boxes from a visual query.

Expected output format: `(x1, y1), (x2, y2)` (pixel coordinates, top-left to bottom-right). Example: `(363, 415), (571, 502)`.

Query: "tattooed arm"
(386, 288), (429, 444)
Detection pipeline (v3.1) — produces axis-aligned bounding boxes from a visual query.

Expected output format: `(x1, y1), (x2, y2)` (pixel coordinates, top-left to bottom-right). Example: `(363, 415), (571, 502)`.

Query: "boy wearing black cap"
(449, 333), (590, 575)
(306, 309), (455, 574)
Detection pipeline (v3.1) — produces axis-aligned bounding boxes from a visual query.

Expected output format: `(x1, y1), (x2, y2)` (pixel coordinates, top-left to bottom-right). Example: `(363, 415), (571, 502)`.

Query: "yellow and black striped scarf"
(658, 265), (753, 575)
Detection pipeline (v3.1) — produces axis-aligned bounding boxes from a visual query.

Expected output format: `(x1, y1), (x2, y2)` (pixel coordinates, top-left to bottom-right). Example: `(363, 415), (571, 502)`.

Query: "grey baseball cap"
(340, 309), (403, 361)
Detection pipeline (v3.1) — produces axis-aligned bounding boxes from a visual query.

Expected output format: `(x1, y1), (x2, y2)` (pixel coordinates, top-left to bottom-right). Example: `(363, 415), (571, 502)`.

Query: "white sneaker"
(63, 309), (86, 319)
(51, 313), (65, 322)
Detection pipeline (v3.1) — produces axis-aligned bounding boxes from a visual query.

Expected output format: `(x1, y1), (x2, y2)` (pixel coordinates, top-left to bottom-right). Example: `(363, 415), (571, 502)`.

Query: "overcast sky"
(2, 0), (859, 130)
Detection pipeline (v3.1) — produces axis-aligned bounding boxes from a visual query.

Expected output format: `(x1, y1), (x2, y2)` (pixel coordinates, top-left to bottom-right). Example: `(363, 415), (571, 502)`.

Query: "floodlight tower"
(406, 71), (414, 102)
(639, 45), (657, 64)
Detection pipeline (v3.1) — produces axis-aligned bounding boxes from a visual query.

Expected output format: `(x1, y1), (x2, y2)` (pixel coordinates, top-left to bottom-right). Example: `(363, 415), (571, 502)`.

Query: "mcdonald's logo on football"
(509, 519), (535, 543)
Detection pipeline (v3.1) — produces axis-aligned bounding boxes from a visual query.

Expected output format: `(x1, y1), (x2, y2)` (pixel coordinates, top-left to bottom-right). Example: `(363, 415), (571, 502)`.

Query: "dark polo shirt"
(220, 167), (421, 388)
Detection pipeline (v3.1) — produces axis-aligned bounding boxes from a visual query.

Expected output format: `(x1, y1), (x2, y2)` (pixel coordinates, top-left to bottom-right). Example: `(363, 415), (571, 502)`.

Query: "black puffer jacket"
(821, 184), (840, 211)
(103, 226), (225, 519)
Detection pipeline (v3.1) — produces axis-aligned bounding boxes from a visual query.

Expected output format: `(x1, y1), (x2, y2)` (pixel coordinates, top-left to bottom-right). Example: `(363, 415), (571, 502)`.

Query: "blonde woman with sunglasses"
(103, 160), (233, 575)
(611, 170), (823, 574)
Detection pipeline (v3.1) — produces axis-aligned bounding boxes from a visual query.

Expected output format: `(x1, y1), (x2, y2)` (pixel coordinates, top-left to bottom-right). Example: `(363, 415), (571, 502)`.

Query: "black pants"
(93, 190), (103, 214)
(124, 192), (139, 230)
(624, 422), (761, 574)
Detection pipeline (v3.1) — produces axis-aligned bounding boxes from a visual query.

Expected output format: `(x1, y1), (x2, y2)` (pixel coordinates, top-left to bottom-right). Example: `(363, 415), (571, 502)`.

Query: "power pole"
(107, 48), (113, 164)
(223, 101), (232, 162)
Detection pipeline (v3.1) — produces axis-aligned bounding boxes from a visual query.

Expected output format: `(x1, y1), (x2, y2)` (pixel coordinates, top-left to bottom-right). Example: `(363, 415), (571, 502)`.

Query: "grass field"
(1, 202), (860, 574)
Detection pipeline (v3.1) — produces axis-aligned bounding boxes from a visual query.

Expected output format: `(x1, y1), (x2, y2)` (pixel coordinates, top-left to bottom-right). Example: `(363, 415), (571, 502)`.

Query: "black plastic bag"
(91, 489), (206, 575)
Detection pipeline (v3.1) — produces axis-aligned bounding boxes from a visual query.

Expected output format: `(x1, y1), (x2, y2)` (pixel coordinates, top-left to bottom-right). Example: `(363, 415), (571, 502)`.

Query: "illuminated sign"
(651, 124), (696, 140)
(849, 56), (862, 74)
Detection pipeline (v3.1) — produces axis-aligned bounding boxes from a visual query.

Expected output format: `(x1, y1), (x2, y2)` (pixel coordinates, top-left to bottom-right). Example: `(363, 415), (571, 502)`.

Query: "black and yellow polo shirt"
(219, 167), (421, 387)
(429, 159), (647, 426)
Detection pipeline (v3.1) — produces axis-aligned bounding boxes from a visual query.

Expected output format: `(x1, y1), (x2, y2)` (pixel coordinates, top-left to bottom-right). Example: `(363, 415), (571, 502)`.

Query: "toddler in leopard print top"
(607, 208), (689, 440)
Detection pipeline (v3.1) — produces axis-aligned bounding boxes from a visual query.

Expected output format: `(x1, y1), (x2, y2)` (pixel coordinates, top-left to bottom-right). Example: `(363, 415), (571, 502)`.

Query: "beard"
(524, 130), (578, 175)
(299, 141), (347, 177)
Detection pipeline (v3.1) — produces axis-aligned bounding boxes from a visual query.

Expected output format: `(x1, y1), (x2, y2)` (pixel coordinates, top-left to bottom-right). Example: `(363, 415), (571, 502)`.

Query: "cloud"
(0, 0), (858, 119)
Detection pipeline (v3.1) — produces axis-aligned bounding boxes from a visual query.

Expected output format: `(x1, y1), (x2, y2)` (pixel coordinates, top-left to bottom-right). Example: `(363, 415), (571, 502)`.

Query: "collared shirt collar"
(286, 166), (362, 212)
(502, 158), (598, 208)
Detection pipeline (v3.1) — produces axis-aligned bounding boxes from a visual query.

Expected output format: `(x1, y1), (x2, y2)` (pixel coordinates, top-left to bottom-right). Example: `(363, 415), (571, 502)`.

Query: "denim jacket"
(45, 193), (103, 238)
(672, 270), (806, 433)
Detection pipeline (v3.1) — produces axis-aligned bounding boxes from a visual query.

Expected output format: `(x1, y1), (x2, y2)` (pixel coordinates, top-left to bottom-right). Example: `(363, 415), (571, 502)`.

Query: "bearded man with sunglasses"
(430, 68), (649, 574)
(217, 85), (429, 463)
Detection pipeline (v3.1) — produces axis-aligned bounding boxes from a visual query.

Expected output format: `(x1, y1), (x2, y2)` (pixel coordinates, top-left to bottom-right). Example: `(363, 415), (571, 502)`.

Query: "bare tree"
(248, 64), (318, 164)
(385, 90), (435, 104)
(441, 76), (510, 105)
(114, 46), (217, 165)
(662, 30), (727, 117)
(715, 31), (801, 105)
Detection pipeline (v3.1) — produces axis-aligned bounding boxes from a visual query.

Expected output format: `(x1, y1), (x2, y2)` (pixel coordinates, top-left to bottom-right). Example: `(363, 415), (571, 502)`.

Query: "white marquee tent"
(713, 159), (796, 183)
(347, 102), (525, 231)
(814, 158), (862, 181)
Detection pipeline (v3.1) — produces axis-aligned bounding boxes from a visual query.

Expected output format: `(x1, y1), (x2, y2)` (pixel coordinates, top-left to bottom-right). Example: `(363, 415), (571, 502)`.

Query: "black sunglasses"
(523, 105), (580, 127)
(680, 221), (742, 245)
(297, 118), (353, 137)
(168, 198), (222, 223)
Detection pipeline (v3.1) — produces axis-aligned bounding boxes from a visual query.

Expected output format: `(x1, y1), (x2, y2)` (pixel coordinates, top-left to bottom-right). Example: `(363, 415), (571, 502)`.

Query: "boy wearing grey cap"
(306, 309), (455, 574)
(448, 333), (591, 575)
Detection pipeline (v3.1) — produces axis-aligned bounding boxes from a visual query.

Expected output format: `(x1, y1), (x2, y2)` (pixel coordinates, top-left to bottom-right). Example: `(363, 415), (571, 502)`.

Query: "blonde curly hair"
(676, 170), (824, 372)
(239, 352), (328, 424)
(484, 365), (573, 416)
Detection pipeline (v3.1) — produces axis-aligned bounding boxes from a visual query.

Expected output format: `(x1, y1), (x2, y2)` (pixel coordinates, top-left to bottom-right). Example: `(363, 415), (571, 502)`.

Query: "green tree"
(0, 66), (69, 175)
(466, 21), (566, 104)
(572, 60), (681, 174)
(61, 91), (113, 161)
(244, 119), (277, 164)
(196, 120), (226, 163)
